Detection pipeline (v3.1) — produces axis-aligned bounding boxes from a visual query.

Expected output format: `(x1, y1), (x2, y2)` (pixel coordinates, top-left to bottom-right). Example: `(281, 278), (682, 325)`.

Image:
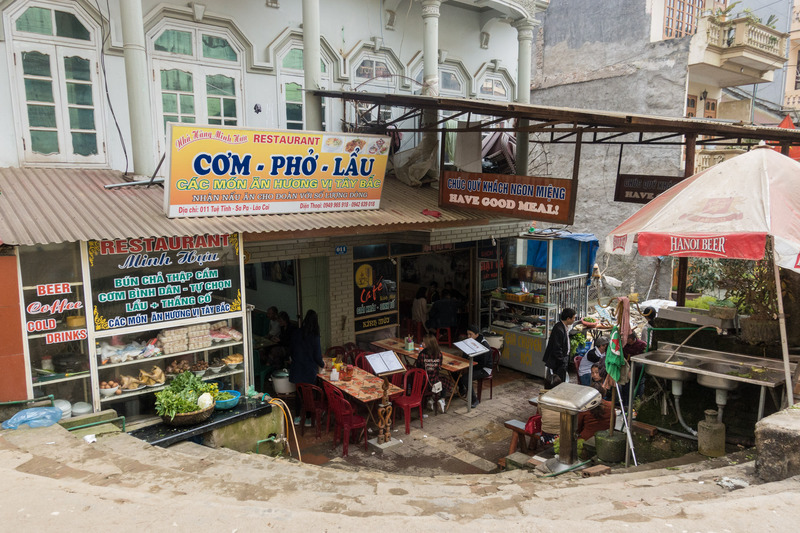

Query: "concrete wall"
(531, 0), (691, 297)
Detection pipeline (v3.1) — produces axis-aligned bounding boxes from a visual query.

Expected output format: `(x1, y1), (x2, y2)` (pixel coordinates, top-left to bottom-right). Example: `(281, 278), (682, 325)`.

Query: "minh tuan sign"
(165, 124), (390, 218)
(440, 171), (574, 224)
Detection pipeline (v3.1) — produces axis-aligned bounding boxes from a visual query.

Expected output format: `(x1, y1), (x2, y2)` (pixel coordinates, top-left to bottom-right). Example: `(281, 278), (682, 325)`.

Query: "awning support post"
(772, 236), (795, 406)
(676, 134), (698, 307)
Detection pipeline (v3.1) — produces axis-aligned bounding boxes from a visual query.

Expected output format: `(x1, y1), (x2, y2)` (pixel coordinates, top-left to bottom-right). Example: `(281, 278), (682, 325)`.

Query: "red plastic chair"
(393, 368), (428, 434)
(477, 347), (501, 402)
(436, 327), (453, 347)
(390, 370), (406, 388)
(323, 382), (367, 457)
(325, 346), (346, 360)
(411, 321), (425, 343)
(343, 342), (358, 352)
(573, 355), (583, 377)
(354, 353), (373, 373)
(296, 383), (326, 438)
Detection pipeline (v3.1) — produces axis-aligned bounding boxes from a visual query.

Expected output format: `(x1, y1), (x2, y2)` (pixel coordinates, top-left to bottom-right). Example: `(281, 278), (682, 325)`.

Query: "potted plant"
(708, 297), (737, 320)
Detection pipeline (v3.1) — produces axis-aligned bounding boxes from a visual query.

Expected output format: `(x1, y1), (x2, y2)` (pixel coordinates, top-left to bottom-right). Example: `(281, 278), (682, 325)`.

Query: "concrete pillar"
(302, 0), (323, 131)
(421, 0), (441, 172)
(120, 0), (156, 177)
(513, 19), (536, 177)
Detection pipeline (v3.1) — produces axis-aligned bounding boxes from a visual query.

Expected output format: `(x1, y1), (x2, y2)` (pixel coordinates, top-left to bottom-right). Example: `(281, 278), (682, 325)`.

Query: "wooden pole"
(676, 134), (697, 308)
(772, 237), (794, 406)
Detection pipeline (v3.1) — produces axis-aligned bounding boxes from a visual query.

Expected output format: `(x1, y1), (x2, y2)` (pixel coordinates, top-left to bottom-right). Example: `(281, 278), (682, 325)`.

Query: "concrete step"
(2, 424), (795, 530)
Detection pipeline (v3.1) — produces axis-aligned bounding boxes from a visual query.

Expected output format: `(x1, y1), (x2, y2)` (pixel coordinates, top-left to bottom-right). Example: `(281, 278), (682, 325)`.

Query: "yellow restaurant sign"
(164, 124), (390, 218)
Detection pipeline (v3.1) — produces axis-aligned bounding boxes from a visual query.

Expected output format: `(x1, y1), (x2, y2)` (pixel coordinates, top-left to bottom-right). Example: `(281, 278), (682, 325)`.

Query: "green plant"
(570, 331), (587, 357)
(687, 259), (722, 293)
(711, 298), (736, 308)
(155, 371), (220, 419)
(710, 1), (740, 23)
(684, 295), (718, 310)
(718, 242), (778, 320)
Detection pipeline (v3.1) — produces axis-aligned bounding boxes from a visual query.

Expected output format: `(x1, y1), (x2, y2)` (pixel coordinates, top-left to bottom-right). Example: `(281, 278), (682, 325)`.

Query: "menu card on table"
(366, 350), (406, 376)
(454, 339), (490, 358)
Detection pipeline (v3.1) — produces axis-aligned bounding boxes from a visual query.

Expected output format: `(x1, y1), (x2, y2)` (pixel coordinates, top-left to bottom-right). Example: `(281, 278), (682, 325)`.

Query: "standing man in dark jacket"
(542, 308), (576, 385)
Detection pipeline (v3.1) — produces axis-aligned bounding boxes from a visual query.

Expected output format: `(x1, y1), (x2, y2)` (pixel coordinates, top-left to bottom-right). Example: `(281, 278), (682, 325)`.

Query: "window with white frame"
(352, 53), (396, 124)
(6, 1), (106, 164)
(478, 76), (509, 100)
(412, 65), (466, 96)
(277, 45), (329, 131)
(149, 23), (243, 145)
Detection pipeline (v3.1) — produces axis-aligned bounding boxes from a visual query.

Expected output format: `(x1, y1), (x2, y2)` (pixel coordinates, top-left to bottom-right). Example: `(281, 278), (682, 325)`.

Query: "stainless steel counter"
(631, 342), (795, 389)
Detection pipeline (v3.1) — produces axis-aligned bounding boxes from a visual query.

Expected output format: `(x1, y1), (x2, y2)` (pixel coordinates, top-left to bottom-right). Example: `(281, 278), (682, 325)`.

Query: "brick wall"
(243, 221), (529, 346)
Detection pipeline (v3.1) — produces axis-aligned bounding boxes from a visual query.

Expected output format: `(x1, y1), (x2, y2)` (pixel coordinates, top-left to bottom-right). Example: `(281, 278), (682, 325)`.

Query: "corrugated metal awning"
(0, 167), (517, 246)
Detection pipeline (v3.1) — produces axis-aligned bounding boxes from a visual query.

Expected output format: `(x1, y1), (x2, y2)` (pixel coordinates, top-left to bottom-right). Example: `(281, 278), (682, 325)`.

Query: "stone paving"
(291, 368), (544, 476)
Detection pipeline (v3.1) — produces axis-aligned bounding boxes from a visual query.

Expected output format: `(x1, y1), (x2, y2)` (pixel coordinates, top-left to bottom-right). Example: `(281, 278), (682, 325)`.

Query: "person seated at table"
(289, 309), (324, 424)
(411, 286), (428, 326)
(415, 332), (447, 413)
(460, 325), (492, 408)
(538, 374), (561, 445)
(590, 364), (606, 396)
(427, 281), (440, 303)
(576, 398), (613, 441)
(621, 331), (647, 404)
(266, 306), (281, 339)
(578, 336), (609, 386)
(266, 311), (296, 369)
(444, 281), (466, 306)
(426, 290), (460, 330)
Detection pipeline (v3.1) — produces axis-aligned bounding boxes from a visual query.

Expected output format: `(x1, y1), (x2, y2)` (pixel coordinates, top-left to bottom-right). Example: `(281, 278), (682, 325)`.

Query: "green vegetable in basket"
(216, 391), (235, 401)
(155, 371), (220, 420)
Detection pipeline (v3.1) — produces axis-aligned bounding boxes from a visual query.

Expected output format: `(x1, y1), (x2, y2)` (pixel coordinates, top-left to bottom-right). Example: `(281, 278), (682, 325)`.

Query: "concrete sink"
(641, 351), (696, 381)
(696, 362), (742, 391)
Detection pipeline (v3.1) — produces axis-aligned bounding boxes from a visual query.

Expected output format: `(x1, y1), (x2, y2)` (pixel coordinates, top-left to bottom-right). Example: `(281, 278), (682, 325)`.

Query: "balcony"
(689, 16), (788, 88)
(695, 148), (745, 173)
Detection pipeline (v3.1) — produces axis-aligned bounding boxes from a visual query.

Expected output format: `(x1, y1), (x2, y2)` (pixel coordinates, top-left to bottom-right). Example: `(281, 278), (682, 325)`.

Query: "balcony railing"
(706, 17), (786, 57)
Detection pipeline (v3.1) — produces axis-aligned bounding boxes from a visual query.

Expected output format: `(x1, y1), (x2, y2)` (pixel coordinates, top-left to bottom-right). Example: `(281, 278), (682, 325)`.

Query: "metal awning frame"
(317, 90), (800, 149)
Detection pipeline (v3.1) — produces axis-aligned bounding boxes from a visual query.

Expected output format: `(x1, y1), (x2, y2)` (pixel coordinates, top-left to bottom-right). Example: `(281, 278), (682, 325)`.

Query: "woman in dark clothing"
(465, 324), (492, 408)
(289, 310), (323, 423)
(266, 311), (295, 369)
(415, 332), (446, 413)
(289, 309), (323, 385)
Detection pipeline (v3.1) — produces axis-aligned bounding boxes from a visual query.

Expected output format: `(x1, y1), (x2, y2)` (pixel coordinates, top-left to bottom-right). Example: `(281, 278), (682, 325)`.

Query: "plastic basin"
(215, 390), (241, 410)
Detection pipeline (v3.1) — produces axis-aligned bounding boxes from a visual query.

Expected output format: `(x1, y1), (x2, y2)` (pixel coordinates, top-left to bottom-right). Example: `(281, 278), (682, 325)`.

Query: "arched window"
(277, 44), (330, 130)
(149, 22), (243, 146)
(478, 76), (509, 100)
(6, 1), (106, 164)
(412, 65), (466, 97)
(352, 52), (397, 124)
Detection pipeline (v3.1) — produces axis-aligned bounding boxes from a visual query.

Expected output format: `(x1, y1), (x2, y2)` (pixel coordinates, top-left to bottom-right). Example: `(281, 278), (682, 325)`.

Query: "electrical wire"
(96, 0), (129, 175)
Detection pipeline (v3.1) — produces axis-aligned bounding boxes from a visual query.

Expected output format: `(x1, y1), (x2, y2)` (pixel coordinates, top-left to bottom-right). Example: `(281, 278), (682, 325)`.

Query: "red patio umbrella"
(606, 145), (800, 405)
